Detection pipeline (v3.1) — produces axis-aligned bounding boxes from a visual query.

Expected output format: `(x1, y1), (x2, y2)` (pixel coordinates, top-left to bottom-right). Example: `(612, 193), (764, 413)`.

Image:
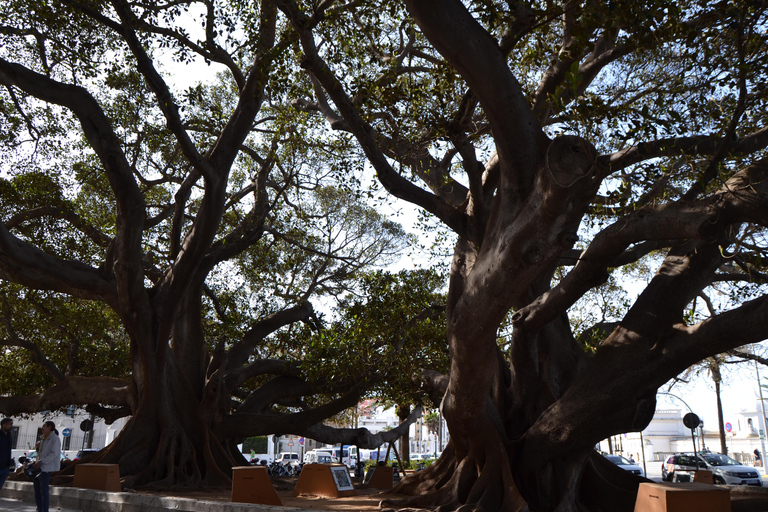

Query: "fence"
(12, 431), (103, 454)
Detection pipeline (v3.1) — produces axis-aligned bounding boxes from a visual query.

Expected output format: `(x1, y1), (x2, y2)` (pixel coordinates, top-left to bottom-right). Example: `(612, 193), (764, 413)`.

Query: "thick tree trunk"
(73, 352), (233, 489)
(715, 378), (727, 455)
(388, 244), (651, 511)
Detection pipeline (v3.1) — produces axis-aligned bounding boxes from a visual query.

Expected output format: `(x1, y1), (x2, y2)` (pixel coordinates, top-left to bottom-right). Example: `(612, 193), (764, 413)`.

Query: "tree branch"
(0, 376), (134, 416)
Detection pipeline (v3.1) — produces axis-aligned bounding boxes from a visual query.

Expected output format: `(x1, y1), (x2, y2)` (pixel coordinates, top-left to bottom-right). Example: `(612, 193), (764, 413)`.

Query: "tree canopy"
(0, 0), (438, 490)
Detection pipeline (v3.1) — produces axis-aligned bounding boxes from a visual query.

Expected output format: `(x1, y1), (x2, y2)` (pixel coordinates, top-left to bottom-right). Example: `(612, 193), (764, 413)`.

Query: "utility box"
(72, 463), (121, 492)
(634, 482), (730, 512)
(230, 466), (282, 505)
(364, 465), (394, 489)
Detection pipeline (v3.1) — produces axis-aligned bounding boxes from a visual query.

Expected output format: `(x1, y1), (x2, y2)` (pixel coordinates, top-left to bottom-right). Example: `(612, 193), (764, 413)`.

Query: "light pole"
(658, 392), (700, 454)
(753, 345), (768, 476)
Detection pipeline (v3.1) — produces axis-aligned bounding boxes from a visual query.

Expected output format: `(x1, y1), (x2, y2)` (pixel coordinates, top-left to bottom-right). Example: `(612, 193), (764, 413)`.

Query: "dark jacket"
(0, 429), (12, 468)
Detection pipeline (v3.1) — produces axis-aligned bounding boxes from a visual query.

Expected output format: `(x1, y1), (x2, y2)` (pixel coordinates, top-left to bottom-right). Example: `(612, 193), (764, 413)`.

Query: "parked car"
(19, 450), (71, 470)
(277, 452), (300, 466)
(662, 453), (762, 486)
(73, 449), (100, 461)
(603, 454), (644, 477)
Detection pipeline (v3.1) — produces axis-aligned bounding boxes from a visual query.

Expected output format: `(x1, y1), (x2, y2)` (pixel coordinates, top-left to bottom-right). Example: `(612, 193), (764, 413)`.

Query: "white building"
(5, 408), (128, 461)
(598, 403), (768, 466)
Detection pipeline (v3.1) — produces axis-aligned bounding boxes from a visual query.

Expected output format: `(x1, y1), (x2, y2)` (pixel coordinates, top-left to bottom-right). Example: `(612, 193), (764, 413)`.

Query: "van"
(329, 446), (358, 469)
(304, 449), (336, 464)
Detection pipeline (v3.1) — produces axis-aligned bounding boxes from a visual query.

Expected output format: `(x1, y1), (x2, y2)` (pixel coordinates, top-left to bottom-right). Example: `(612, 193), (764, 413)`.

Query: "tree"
(0, 0), (422, 489)
(273, 0), (768, 510)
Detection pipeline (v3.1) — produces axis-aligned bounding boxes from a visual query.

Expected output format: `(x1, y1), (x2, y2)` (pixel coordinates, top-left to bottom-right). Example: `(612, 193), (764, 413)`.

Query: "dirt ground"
(141, 476), (419, 511)
(142, 477), (768, 512)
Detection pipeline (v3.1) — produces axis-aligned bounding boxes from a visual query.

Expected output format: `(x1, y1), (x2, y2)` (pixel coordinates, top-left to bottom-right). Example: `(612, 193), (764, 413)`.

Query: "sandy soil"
(140, 476), (419, 511)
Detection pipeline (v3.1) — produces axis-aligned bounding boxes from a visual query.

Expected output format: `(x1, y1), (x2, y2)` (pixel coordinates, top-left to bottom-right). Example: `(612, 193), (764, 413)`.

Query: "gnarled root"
(385, 439), (528, 512)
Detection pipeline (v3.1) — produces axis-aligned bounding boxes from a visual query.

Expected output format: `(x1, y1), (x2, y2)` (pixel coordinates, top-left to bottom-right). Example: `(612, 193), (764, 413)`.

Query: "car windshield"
(701, 454), (739, 467)
(605, 455), (632, 465)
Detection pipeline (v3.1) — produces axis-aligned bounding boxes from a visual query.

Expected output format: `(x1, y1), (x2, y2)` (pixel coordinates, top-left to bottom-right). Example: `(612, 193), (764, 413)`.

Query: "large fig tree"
(0, 0), (422, 489)
(273, 0), (768, 510)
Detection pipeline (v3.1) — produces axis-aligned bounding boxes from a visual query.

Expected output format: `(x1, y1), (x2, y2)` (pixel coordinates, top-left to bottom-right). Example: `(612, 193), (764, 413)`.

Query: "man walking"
(0, 418), (14, 491)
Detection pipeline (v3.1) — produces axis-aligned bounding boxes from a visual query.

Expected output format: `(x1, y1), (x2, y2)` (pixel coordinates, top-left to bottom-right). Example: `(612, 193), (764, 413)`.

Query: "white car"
(603, 454), (644, 477)
(276, 452), (300, 466)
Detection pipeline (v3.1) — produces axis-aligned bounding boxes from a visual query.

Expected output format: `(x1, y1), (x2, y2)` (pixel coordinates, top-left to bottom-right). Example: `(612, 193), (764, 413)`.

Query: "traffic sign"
(299, 437), (304, 445)
(62, 428), (72, 437)
(725, 422), (732, 432)
(288, 440), (294, 446)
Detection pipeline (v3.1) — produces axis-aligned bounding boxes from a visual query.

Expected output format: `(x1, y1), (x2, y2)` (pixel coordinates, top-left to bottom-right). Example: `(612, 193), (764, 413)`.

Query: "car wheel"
(713, 476), (725, 485)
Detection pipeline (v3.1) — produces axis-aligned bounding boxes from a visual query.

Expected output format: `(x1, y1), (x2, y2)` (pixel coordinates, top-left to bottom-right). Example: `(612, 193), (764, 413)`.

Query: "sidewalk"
(0, 497), (82, 511)
(0, 481), (303, 512)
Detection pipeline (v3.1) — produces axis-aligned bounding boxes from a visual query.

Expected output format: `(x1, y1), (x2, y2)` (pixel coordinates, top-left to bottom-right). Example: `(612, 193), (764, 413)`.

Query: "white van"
(329, 446), (358, 469)
(303, 449), (336, 464)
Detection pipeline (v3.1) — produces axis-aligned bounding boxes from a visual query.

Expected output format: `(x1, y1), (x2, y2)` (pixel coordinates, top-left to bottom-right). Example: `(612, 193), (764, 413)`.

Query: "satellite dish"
(682, 412), (700, 429)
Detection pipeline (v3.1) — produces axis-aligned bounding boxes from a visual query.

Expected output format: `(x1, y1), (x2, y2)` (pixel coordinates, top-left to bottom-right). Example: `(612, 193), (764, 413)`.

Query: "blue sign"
(62, 428), (72, 437)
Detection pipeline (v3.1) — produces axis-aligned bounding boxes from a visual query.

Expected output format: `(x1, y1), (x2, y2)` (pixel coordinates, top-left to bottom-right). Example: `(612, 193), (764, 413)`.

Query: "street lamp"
(752, 344), (768, 476)
(658, 392), (702, 454)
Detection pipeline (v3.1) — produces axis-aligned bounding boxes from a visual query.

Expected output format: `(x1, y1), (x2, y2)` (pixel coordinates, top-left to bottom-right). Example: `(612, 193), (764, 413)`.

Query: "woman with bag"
(33, 421), (60, 512)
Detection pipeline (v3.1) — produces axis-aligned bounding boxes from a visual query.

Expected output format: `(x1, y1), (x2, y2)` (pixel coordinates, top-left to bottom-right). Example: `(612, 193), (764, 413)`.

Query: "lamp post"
(753, 345), (768, 476)
(658, 392), (700, 454)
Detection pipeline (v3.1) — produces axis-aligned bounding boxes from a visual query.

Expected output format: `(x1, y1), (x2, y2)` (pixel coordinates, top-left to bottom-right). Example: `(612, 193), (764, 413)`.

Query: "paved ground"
(2, 463), (767, 511)
(0, 497), (81, 511)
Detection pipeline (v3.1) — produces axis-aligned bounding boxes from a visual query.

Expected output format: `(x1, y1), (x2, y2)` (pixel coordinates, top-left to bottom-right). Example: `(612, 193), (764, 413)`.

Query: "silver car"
(663, 452), (762, 486)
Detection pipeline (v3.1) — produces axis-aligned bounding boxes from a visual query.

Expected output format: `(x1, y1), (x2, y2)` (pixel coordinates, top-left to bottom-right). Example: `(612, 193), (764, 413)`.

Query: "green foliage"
(242, 436), (268, 454)
(299, 269), (449, 408)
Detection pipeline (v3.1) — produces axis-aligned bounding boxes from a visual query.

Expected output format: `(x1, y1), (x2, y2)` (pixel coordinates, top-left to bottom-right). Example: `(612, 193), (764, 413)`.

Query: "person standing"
(33, 421), (60, 512)
(0, 418), (14, 491)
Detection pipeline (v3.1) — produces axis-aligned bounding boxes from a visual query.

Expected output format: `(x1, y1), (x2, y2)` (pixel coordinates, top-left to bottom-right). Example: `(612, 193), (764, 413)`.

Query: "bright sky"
(659, 355), (768, 430)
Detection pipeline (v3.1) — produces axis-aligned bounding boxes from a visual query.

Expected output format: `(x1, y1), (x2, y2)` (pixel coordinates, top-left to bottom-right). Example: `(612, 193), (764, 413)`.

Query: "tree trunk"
(67, 349), (234, 489)
(714, 373), (727, 455)
(398, 404), (411, 463)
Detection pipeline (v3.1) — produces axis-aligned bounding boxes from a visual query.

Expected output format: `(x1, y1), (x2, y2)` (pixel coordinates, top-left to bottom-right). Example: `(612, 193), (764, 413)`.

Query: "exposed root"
(384, 441), (527, 512)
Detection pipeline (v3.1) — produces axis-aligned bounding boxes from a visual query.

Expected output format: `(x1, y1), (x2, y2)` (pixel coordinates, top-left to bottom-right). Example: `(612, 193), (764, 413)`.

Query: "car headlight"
(724, 471), (740, 476)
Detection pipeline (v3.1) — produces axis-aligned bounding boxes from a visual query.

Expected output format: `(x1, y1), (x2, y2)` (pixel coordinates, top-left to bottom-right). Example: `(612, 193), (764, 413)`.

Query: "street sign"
(79, 419), (93, 432)
(299, 437), (304, 445)
(725, 422), (732, 432)
(683, 412), (700, 429)
(288, 440), (294, 446)
(62, 428), (72, 437)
